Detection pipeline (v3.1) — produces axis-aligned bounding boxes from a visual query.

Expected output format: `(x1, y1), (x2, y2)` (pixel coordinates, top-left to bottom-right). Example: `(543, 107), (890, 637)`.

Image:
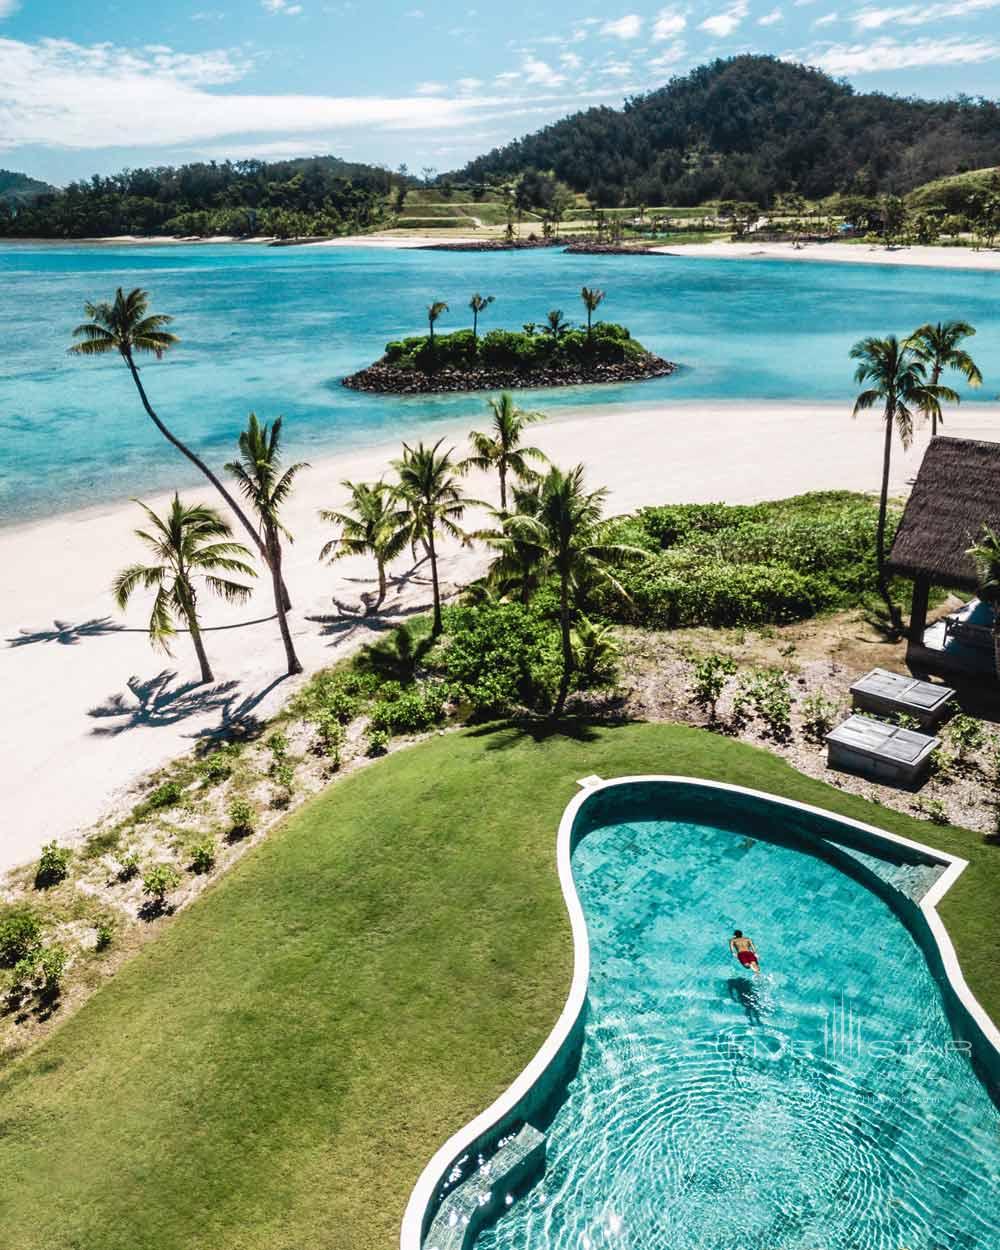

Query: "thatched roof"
(887, 436), (1000, 589)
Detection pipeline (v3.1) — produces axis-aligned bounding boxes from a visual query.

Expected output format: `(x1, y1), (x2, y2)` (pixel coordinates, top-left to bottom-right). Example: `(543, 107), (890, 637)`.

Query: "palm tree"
(967, 525), (1000, 678)
(851, 335), (957, 631)
(427, 300), (448, 348)
(461, 392), (548, 511)
(469, 293), (495, 343)
(226, 414), (308, 675)
(69, 288), (287, 600)
(908, 321), (983, 436)
(580, 287), (605, 340)
(113, 496), (255, 684)
(502, 465), (645, 718)
(393, 439), (470, 636)
(318, 480), (410, 611)
(544, 309), (569, 341)
(475, 480), (547, 604)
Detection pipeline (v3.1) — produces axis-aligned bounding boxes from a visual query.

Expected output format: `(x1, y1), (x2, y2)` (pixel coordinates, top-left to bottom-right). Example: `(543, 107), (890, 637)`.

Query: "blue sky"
(3, 0), (1000, 184)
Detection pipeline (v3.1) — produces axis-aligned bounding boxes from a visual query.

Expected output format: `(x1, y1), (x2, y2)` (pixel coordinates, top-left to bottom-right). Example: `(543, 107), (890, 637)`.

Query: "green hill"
(906, 166), (1000, 214)
(0, 169), (54, 208)
(453, 55), (1000, 208)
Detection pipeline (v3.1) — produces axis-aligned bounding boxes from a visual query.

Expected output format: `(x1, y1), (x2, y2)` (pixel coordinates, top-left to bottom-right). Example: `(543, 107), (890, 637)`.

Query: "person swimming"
(729, 929), (760, 976)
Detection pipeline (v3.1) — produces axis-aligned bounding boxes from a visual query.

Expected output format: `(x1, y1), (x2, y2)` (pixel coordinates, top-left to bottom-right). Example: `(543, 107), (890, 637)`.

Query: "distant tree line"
(0, 156), (402, 239)
(453, 55), (1000, 208)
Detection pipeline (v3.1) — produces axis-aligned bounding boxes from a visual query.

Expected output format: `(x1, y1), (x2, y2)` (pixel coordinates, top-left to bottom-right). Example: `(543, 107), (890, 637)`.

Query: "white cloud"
(521, 54), (566, 85)
(813, 10), (839, 23)
(404, 7), (425, 16)
(758, 6), (783, 21)
(653, 8), (687, 37)
(0, 0), (20, 16)
(601, 59), (634, 76)
(699, 1), (749, 36)
(648, 39), (688, 67)
(601, 14), (643, 38)
(457, 76), (483, 91)
(415, 81), (447, 94)
(852, 0), (999, 27)
(262, 0), (303, 12)
(560, 51), (583, 68)
(799, 33), (1000, 70)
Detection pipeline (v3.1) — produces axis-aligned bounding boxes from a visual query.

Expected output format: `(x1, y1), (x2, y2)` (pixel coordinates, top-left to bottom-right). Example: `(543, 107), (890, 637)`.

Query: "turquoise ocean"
(2, 241), (998, 526)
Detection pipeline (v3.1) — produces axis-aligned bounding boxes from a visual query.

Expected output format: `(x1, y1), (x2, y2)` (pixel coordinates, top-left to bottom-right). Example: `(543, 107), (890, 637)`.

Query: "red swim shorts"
(737, 949), (758, 967)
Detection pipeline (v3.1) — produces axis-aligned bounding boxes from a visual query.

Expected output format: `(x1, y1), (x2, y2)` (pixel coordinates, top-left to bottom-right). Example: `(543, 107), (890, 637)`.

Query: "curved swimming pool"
(409, 779), (1000, 1250)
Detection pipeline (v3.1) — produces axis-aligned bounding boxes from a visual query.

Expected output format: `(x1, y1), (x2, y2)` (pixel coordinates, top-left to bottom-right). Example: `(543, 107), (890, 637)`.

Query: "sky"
(3, 0), (1000, 185)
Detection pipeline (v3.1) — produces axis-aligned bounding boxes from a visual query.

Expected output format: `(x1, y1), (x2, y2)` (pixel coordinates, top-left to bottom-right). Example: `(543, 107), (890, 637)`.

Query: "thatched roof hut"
(888, 436), (1000, 591)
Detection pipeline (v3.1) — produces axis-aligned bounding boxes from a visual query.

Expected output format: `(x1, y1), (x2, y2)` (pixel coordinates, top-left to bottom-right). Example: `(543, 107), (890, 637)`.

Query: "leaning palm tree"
(851, 335), (957, 631)
(469, 293), (495, 343)
(427, 300), (449, 348)
(113, 496), (255, 684)
(461, 392), (548, 511)
(226, 414), (308, 675)
(967, 525), (1000, 679)
(318, 479), (410, 611)
(502, 465), (646, 718)
(908, 321), (983, 436)
(580, 286), (605, 340)
(393, 439), (470, 636)
(69, 288), (288, 600)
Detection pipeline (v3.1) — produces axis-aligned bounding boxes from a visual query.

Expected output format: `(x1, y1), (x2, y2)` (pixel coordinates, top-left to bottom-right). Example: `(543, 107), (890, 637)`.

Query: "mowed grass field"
(1, 722), (996, 1250)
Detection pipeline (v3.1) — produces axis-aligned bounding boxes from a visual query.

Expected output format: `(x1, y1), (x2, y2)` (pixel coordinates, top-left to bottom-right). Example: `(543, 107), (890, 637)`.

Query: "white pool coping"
(400, 774), (1000, 1250)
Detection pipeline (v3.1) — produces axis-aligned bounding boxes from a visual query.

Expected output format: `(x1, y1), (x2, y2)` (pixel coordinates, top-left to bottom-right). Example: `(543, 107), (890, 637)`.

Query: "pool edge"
(399, 774), (1000, 1250)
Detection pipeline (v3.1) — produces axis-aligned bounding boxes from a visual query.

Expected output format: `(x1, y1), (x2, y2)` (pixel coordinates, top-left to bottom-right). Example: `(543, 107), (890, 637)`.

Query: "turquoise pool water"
(2, 242), (999, 524)
(473, 798), (1000, 1250)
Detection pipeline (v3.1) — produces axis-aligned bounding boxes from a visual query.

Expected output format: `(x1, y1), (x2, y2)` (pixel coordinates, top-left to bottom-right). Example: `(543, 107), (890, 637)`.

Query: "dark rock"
(341, 354), (677, 395)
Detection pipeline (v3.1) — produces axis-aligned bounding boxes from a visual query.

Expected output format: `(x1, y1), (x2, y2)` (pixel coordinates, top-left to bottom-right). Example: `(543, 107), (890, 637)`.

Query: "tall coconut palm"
(226, 414), (308, 675)
(475, 481), (547, 604)
(469, 293), (495, 343)
(427, 300), (448, 348)
(967, 524), (1000, 678)
(851, 335), (957, 631)
(908, 321), (983, 436)
(502, 465), (646, 718)
(580, 286), (605, 340)
(544, 309), (569, 341)
(318, 479), (410, 611)
(461, 392), (548, 511)
(393, 439), (470, 636)
(69, 288), (287, 600)
(113, 496), (255, 685)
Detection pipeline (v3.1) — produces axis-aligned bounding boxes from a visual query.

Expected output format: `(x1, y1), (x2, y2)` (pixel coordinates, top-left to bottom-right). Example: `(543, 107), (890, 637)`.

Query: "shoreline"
(4, 397), (1000, 876)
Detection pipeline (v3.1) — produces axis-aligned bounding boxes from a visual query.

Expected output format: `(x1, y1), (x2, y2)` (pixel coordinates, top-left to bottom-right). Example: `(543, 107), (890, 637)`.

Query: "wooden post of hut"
(886, 436), (1000, 679)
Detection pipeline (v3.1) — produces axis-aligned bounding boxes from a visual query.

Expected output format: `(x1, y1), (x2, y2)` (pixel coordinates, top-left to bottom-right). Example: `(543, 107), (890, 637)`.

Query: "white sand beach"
(650, 240), (1000, 272)
(4, 398), (1000, 875)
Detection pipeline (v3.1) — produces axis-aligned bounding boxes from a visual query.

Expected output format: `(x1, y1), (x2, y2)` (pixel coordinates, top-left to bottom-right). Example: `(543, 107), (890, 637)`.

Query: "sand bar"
(4, 398), (1000, 874)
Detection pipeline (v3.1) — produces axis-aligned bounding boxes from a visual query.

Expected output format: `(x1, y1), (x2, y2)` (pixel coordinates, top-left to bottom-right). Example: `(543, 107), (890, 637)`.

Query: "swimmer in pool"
(729, 930), (760, 976)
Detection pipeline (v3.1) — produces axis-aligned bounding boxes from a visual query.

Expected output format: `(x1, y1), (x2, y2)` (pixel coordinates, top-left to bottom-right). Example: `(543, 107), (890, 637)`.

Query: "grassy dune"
(0, 723), (994, 1250)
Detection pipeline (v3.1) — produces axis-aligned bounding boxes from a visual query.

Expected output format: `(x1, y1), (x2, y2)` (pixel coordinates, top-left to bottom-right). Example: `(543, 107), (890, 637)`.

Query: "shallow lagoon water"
(474, 809), (1000, 1250)
(2, 241), (999, 523)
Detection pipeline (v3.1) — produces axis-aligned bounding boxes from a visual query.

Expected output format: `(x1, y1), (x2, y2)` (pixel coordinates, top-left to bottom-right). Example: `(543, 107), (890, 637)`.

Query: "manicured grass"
(0, 723), (995, 1250)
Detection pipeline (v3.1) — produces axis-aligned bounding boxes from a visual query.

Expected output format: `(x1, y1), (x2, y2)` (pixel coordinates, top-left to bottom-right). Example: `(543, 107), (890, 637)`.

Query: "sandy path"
(4, 398), (1000, 874)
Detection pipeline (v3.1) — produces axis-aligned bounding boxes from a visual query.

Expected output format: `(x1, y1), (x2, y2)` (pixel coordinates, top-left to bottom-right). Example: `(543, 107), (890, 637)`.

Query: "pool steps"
(423, 1124), (546, 1250)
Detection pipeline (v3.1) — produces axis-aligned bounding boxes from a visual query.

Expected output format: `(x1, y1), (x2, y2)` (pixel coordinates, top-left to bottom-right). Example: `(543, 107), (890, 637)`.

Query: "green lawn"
(1, 723), (995, 1250)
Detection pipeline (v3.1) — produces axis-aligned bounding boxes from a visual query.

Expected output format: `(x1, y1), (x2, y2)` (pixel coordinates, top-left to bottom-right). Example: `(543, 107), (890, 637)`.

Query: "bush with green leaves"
(142, 864), (181, 906)
(946, 713), (986, 763)
(916, 796), (950, 826)
(271, 760), (296, 807)
(228, 797), (257, 839)
(95, 921), (115, 952)
(801, 692), (839, 744)
(366, 725), (390, 756)
(689, 653), (737, 721)
(189, 838), (217, 875)
(741, 669), (793, 741)
(198, 743), (241, 786)
(39, 944), (68, 993)
(314, 712), (345, 767)
(34, 841), (72, 890)
(267, 731), (290, 767)
(133, 778), (184, 821)
(0, 907), (43, 967)
(117, 850), (141, 882)
(368, 684), (446, 738)
(441, 601), (563, 717)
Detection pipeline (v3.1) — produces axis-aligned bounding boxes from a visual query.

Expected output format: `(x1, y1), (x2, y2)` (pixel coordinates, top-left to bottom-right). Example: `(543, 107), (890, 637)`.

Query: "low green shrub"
(142, 864), (181, 906)
(368, 684), (446, 737)
(267, 731), (290, 766)
(198, 743), (241, 786)
(366, 726), (390, 756)
(189, 839), (217, 875)
(441, 601), (563, 717)
(117, 850), (141, 882)
(95, 921), (115, 952)
(314, 713), (345, 767)
(947, 713), (986, 762)
(35, 841), (72, 890)
(916, 796), (950, 825)
(740, 669), (793, 741)
(801, 692), (839, 744)
(39, 944), (68, 992)
(271, 760), (296, 807)
(228, 798), (256, 839)
(0, 908), (43, 967)
(133, 779), (184, 821)
(689, 653), (737, 721)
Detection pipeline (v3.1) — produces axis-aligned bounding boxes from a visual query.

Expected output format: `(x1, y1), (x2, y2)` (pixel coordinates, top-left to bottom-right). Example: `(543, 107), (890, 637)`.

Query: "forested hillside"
(455, 56), (1000, 207)
(0, 170), (54, 208)
(0, 156), (395, 239)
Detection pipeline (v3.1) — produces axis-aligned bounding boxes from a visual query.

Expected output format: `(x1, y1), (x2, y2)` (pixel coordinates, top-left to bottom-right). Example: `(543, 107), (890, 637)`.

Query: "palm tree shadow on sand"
(6, 617), (129, 647)
(89, 670), (289, 739)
